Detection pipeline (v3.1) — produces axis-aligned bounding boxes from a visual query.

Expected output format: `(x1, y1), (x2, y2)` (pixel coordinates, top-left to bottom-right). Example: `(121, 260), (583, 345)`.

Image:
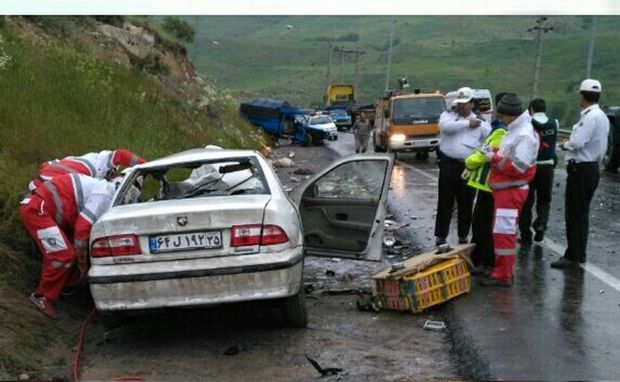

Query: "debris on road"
(273, 157), (295, 168)
(305, 355), (344, 376)
(423, 320), (447, 331)
(372, 245), (474, 314)
(325, 270), (336, 277)
(356, 292), (381, 312)
(293, 167), (314, 175)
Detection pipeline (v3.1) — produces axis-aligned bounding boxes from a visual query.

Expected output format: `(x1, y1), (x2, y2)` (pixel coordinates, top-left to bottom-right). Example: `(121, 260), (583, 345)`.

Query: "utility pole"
(331, 46), (365, 85)
(354, 49), (361, 98)
(585, 16), (598, 78)
(324, 44), (332, 92)
(385, 17), (396, 93)
(528, 16), (553, 99)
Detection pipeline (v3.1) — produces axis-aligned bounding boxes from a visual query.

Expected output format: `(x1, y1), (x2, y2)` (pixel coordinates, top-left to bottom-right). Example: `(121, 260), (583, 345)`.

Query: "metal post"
(338, 47), (345, 83)
(354, 50), (360, 100)
(385, 17), (395, 93)
(532, 27), (543, 99)
(325, 44), (332, 93)
(528, 17), (553, 100)
(586, 16), (598, 78)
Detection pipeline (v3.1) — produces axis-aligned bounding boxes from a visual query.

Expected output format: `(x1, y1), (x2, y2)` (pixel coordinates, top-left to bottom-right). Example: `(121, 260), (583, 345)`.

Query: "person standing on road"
(551, 79), (609, 269)
(435, 87), (491, 246)
(20, 174), (116, 319)
(518, 98), (558, 247)
(479, 93), (539, 287)
(463, 92), (507, 274)
(353, 112), (372, 153)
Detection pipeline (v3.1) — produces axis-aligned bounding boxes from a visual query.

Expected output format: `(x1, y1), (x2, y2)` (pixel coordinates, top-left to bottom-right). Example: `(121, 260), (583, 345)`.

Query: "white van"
(444, 89), (494, 123)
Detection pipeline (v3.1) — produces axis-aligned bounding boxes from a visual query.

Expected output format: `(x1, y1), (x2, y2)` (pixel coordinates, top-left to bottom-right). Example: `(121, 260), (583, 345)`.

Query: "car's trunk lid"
(96, 195), (271, 263)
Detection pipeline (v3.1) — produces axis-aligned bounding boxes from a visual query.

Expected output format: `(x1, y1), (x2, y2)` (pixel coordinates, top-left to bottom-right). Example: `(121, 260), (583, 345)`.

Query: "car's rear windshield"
(114, 157), (269, 206)
(330, 109), (347, 116)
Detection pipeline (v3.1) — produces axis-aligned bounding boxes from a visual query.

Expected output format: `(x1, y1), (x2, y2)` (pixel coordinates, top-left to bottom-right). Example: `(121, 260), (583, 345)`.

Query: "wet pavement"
(329, 132), (620, 380)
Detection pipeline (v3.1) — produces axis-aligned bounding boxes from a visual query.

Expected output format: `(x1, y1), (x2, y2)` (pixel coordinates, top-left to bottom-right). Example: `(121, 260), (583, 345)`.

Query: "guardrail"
(558, 129), (572, 139)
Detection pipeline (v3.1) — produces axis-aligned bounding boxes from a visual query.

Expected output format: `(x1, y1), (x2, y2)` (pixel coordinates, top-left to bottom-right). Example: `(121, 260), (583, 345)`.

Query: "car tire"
(334, 135), (339, 140)
(302, 133), (312, 147)
(604, 129), (620, 172)
(415, 151), (429, 161)
(283, 291), (308, 328)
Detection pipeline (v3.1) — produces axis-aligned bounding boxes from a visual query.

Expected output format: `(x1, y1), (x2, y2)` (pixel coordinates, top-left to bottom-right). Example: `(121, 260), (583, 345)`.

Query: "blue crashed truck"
(239, 99), (334, 146)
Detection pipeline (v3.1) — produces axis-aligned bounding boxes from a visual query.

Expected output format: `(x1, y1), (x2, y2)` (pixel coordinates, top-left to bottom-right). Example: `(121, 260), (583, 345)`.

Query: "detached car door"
(289, 154), (393, 261)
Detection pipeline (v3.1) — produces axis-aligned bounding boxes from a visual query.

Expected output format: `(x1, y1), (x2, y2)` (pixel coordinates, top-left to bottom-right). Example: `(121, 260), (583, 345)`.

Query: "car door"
(289, 154), (394, 261)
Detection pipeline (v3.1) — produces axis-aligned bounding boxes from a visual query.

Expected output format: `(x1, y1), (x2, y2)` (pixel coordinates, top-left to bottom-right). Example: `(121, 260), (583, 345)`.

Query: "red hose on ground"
(72, 307), (147, 382)
(73, 307), (97, 382)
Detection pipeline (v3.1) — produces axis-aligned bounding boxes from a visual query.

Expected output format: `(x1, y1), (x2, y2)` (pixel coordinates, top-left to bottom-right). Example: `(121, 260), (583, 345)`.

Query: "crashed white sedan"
(88, 148), (393, 326)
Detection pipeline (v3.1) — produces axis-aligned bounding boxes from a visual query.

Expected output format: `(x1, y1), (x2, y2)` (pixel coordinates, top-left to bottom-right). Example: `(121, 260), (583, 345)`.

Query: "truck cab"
(373, 92), (446, 159)
(325, 84), (355, 107)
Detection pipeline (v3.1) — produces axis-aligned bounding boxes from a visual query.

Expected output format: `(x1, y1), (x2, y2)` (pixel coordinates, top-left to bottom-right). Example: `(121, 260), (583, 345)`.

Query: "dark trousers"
(519, 163), (555, 240)
(434, 154), (475, 240)
(564, 161), (600, 263)
(471, 190), (495, 267)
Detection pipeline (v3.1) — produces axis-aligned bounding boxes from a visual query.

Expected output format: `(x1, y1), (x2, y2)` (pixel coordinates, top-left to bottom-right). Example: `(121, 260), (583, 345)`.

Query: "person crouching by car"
(479, 93), (539, 287)
(20, 174), (116, 319)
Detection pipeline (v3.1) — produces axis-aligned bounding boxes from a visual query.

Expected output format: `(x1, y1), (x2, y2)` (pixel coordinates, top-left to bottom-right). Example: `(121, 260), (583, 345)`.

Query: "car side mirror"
(383, 109), (390, 119)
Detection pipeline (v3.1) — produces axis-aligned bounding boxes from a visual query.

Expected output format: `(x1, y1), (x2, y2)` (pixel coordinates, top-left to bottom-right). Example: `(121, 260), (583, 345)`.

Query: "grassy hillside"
(0, 17), (265, 378)
(188, 16), (620, 127)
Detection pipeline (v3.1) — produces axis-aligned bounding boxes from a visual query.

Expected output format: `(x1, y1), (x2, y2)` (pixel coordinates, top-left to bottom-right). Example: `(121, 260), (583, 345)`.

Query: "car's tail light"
(91, 234), (142, 258)
(260, 225), (289, 245)
(230, 224), (289, 247)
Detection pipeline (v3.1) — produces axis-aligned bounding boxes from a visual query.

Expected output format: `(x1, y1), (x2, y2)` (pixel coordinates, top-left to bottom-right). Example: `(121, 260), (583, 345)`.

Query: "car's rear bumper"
(89, 246), (304, 311)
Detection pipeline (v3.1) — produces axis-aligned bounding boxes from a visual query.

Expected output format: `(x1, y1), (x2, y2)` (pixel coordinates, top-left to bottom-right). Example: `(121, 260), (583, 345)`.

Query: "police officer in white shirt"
(551, 79), (610, 269)
(435, 87), (491, 246)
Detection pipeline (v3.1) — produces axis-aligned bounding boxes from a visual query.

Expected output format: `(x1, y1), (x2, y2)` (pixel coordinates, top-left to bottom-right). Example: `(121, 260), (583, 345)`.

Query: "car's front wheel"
(283, 291), (308, 328)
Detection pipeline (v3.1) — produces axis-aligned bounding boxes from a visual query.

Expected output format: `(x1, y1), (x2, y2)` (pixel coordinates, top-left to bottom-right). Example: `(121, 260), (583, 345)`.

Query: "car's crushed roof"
(135, 148), (260, 169)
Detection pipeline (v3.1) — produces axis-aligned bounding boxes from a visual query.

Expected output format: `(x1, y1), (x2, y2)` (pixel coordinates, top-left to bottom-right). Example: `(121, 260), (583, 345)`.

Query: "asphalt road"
(328, 131), (620, 380)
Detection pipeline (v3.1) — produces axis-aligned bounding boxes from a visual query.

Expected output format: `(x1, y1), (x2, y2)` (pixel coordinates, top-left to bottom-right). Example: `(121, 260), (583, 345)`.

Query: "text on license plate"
(149, 231), (222, 253)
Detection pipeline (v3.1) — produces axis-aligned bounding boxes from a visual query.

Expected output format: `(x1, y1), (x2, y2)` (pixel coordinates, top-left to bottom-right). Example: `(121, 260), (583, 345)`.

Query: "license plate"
(411, 140), (429, 147)
(149, 231), (222, 253)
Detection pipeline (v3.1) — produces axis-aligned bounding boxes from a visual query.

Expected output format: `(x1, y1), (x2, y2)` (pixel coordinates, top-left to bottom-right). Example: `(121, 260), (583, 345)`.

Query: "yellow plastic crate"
(375, 257), (471, 313)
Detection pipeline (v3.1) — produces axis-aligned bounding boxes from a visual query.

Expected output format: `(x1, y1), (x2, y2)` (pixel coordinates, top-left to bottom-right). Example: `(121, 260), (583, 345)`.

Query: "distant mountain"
(187, 16), (620, 126)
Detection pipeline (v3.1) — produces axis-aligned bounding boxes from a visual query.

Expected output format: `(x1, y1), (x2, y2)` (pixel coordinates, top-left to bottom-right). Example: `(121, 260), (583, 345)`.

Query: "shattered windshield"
(114, 157), (269, 206)
(312, 160), (387, 200)
(392, 97), (446, 124)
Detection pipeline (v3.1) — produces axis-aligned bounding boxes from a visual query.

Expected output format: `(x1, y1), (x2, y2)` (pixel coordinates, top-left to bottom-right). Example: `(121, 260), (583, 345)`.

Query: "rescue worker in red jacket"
(28, 149), (145, 192)
(479, 93), (539, 287)
(20, 174), (117, 319)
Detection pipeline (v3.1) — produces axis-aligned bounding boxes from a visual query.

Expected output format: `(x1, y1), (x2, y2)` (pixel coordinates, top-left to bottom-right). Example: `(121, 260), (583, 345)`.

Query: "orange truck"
(373, 91), (446, 159)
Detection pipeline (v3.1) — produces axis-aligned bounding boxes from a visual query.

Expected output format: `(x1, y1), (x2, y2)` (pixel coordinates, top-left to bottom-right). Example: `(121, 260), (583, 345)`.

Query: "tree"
(162, 17), (195, 43)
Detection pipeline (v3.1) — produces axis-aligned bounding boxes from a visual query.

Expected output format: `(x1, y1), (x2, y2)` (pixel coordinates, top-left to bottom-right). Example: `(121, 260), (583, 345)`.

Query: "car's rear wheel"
(604, 129), (620, 172)
(283, 291), (308, 328)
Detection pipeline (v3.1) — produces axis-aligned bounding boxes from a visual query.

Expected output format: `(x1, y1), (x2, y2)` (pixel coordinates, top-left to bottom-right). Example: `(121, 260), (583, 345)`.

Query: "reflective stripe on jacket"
(465, 128), (506, 192)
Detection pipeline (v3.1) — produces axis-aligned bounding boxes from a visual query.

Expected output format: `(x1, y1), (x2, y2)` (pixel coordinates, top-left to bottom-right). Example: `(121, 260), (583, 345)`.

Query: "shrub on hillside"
(162, 16), (195, 44)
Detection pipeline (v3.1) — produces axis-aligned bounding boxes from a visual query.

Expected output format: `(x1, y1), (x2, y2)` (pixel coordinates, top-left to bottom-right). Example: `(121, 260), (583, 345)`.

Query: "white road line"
(396, 160), (438, 182)
(543, 237), (620, 293)
(399, 161), (620, 294)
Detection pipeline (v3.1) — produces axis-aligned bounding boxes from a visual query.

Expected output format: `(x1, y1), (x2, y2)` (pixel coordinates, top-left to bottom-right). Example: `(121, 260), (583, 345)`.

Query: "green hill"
(0, 16), (265, 378)
(188, 16), (620, 126)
